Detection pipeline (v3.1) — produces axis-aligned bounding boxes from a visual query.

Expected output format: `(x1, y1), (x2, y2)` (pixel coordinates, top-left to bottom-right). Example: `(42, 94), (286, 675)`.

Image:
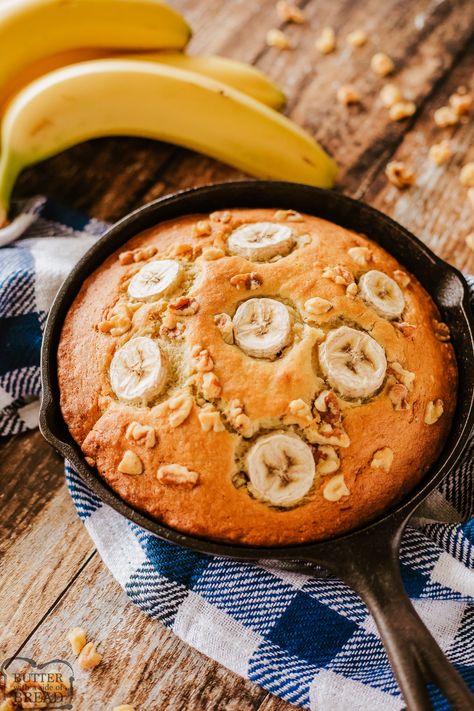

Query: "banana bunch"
(0, 0), (338, 225)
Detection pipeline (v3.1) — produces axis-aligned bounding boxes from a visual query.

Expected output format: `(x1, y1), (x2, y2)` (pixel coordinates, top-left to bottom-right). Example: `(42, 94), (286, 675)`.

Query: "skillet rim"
(39, 180), (474, 559)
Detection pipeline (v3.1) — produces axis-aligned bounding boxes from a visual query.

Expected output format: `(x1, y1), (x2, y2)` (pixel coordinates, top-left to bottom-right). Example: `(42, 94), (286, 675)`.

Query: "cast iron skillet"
(40, 181), (474, 710)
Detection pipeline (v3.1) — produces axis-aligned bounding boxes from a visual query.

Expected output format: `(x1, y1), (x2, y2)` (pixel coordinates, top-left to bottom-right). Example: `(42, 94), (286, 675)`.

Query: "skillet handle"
(313, 523), (473, 711)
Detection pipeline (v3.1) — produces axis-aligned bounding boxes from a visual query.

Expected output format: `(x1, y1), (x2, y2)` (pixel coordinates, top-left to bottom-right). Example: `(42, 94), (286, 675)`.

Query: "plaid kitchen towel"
(1, 200), (473, 710)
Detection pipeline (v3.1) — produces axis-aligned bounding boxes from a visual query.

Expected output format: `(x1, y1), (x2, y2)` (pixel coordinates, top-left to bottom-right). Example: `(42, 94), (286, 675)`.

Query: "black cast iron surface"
(40, 181), (474, 710)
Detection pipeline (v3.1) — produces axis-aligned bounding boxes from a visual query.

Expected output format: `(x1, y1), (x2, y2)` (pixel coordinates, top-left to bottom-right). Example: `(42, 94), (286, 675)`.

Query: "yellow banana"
(0, 0), (191, 93)
(0, 49), (285, 115)
(0, 59), (337, 224)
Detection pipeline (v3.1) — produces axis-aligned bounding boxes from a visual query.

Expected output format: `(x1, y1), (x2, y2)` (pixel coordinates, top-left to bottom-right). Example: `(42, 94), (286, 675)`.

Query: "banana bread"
(58, 208), (457, 545)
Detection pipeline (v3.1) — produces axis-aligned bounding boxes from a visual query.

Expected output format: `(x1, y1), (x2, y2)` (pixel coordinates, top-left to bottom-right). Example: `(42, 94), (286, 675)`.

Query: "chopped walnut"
(202, 246), (225, 261)
(394, 321), (416, 337)
(322, 473), (349, 501)
(432, 319), (450, 342)
(68, 626), (87, 655)
(78, 642), (102, 671)
(322, 265), (353, 286)
(304, 296), (333, 317)
(173, 242), (193, 258)
(283, 398), (313, 425)
(230, 272), (263, 290)
(201, 371), (222, 400)
(134, 245), (158, 263)
(119, 250), (134, 265)
(214, 313), (234, 344)
(429, 140), (452, 166)
(370, 447), (394, 472)
(266, 28), (291, 49)
(337, 85), (361, 105)
(228, 399), (255, 437)
(348, 246), (372, 267)
(276, 1), (305, 23)
(273, 209), (304, 221)
(460, 163), (474, 187)
(388, 383), (409, 411)
(169, 296), (199, 315)
(316, 445), (340, 475)
(157, 464), (199, 487)
(389, 100), (416, 121)
(380, 83), (403, 108)
(210, 210), (232, 223)
(393, 269), (410, 287)
(346, 282), (358, 299)
(306, 392), (350, 448)
(194, 219), (212, 237)
(118, 450), (143, 475)
(466, 232), (474, 251)
(85, 456), (96, 467)
(371, 52), (394, 77)
(449, 91), (472, 116)
(315, 27), (336, 54)
(126, 421), (156, 448)
(313, 389), (331, 413)
(161, 308), (178, 330)
(434, 106), (459, 128)
(198, 406), (226, 432)
(388, 362), (415, 391)
(385, 161), (416, 189)
(424, 399), (444, 424)
(190, 345), (214, 372)
(160, 321), (186, 339)
(98, 302), (132, 336)
(346, 29), (367, 47)
(168, 392), (193, 427)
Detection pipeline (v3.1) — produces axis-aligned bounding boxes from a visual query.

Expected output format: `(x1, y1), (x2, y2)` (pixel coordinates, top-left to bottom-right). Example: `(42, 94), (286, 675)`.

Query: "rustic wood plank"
(0, 432), (94, 658)
(9, 555), (271, 711)
(364, 46), (474, 273)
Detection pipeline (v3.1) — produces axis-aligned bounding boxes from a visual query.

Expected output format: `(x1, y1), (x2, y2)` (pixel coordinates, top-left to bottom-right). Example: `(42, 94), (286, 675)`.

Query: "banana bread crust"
(58, 208), (457, 545)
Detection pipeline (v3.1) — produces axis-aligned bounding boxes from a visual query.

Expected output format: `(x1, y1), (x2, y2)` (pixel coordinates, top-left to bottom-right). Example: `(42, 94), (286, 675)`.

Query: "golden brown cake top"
(58, 208), (457, 545)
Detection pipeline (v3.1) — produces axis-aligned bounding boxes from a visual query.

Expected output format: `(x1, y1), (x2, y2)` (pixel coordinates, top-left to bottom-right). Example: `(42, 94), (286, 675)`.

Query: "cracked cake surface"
(58, 208), (457, 545)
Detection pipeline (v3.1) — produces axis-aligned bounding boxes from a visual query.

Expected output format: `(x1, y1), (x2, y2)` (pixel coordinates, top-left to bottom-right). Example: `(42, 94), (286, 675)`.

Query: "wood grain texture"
(1, 0), (474, 708)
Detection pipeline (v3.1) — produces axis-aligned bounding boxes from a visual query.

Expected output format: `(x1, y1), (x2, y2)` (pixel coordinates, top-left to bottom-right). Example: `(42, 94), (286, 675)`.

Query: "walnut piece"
(169, 296), (199, 316)
(429, 140), (452, 166)
(346, 29), (367, 47)
(337, 85), (361, 106)
(276, 1), (305, 23)
(316, 445), (340, 475)
(394, 321), (417, 337)
(393, 269), (410, 287)
(434, 105), (458, 128)
(68, 626), (87, 655)
(348, 246), (372, 267)
(388, 383), (409, 411)
(126, 421), (156, 448)
(380, 83), (402, 108)
(214, 313), (234, 344)
(118, 450), (143, 476)
(78, 642), (102, 671)
(388, 362), (415, 391)
(371, 52), (394, 76)
(201, 371), (222, 400)
(432, 319), (450, 342)
(266, 28), (291, 49)
(157, 464), (199, 487)
(98, 302), (132, 336)
(198, 406), (225, 432)
(322, 265), (353, 286)
(385, 161), (416, 189)
(346, 282), (358, 299)
(370, 447), (394, 472)
(449, 91), (472, 116)
(389, 100), (416, 121)
(168, 392), (193, 427)
(315, 27), (336, 54)
(460, 163), (474, 187)
(229, 272), (263, 290)
(424, 399), (444, 425)
(194, 219), (212, 237)
(283, 398), (313, 425)
(322, 473), (349, 501)
(190, 345), (214, 372)
(304, 296), (333, 317)
(229, 399), (255, 438)
(85, 456), (96, 467)
(273, 209), (304, 221)
(202, 246), (225, 261)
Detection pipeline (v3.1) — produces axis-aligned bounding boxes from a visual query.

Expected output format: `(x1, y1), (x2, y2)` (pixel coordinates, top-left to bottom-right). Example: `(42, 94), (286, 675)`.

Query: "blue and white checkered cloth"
(1, 200), (473, 710)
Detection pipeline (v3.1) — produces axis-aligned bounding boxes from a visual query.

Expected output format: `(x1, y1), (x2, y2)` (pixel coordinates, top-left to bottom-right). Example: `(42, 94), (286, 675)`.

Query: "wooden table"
(1, 0), (473, 708)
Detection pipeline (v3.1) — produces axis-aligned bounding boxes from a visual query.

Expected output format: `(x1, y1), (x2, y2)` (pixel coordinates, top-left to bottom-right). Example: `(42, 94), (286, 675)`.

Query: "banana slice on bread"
(319, 326), (386, 399)
(359, 270), (405, 320)
(110, 336), (167, 404)
(228, 222), (295, 261)
(247, 432), (316, 506)
(233, 297), (291, 358)
(128, 259), (182, 301)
